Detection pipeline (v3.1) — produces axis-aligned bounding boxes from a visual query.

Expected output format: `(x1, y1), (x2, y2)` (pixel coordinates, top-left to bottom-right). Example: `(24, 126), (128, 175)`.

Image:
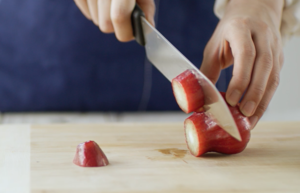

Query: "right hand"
(200, 0), (284, 129)
(74, 0), (155, 42)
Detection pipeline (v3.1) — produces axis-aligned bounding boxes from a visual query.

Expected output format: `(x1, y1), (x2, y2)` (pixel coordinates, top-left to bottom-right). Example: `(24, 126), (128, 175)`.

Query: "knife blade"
(131, 5), (241, 141)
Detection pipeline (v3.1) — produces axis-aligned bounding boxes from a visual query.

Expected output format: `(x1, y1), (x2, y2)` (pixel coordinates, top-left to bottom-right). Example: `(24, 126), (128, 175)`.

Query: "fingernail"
(241, 101), (256, 116)
(227, 90), (241, 106)
(249, 116), (258, 130)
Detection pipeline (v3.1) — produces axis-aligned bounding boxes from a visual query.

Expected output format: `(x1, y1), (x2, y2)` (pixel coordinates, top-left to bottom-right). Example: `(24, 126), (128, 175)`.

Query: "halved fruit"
(172, 69), (251, 157)
(172, 69), (205, 113)
(184, 99), (251, 157)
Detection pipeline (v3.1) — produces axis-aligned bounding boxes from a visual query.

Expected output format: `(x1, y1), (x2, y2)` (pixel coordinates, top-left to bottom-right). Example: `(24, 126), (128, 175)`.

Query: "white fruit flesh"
(185, 120), (199, 155)
(172, 81), (188, 113)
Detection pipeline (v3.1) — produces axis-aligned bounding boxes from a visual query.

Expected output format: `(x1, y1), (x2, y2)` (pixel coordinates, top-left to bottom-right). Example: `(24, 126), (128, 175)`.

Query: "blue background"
(0, 0), (232, 112)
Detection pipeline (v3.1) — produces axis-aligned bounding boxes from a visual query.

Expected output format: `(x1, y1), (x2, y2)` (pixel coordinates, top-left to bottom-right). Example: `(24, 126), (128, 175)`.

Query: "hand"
(200, 0), (284, 129)
(74, 0), (155, 42)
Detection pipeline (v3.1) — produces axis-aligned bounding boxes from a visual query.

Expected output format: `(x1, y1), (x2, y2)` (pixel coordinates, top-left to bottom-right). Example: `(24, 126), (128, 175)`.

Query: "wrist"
(228, 0), (284, 13)
(225, 0), (284, 28)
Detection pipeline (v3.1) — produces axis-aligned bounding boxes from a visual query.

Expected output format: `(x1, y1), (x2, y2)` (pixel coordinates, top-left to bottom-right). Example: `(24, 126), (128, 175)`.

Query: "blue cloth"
(0, 0), (232, 112)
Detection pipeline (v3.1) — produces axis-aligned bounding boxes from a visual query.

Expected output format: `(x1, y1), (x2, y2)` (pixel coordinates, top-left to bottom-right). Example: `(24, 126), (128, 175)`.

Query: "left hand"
(200, 0), (284, 128)
(73, 0), (155, 42)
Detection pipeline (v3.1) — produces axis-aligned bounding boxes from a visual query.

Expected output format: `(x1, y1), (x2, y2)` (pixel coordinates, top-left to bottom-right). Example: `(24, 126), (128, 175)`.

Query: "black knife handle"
(131, 4), (146, 46)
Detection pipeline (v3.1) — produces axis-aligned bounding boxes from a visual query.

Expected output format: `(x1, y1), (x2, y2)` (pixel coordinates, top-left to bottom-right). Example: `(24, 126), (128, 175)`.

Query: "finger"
(225, 27), (256, 107)
(137, 0), (156, 26)
(239, 31), (273, 117)
(111, 0), (135, 42)
(249, 45), (283, 129)
(87, 0), (99, 25)
(98, 0), (114, 33)
(249, 65), (280, 129)
(278, 42), (284, 71)
(200, 31), (225, 85)
(74, 0), (92, 20)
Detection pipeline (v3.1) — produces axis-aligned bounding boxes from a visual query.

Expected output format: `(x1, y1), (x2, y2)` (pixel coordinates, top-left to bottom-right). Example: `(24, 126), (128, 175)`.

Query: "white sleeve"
(214, 0), (300, 43)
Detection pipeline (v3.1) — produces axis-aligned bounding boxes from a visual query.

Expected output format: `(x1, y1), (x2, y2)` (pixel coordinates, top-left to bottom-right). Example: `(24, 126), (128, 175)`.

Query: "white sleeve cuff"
(214, 0), (230, 19)
(214, 0), (300, 43)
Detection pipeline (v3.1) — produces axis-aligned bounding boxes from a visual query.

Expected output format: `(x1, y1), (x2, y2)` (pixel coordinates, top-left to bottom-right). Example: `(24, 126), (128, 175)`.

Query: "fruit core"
(172, 81), (188, 112)
(185, 120), (199, 155)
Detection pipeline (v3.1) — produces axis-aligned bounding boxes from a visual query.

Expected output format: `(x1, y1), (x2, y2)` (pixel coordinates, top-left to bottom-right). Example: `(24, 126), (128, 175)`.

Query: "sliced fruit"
(184, 100), (251, 156)
(73, 140), (109, 167)
(172, 68), (251, 156)
(172, 69), (205, 113)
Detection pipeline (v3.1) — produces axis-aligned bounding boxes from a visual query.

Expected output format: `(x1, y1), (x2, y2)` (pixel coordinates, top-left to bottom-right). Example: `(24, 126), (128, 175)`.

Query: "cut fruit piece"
(171, 68), (251, 156)
(184, 95), (251, 156)
(73, 140), (109, 167)
(172, 69), (205, 113)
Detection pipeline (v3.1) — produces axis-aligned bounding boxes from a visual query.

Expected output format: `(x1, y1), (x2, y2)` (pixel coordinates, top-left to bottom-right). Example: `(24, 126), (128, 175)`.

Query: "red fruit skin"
(73, 141), (109, 167)
(184, 103), (251, 157)
(172, 69), (205, 113)
(172, 68), (251, 156)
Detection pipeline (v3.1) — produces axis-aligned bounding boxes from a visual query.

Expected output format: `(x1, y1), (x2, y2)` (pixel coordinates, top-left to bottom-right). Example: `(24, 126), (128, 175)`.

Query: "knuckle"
(111, 10), (128, 24)
(238, 46), (256, 59)
(271, 73), (280, 88)
(260, 52), (273, 65)
(234, 75), (251, 88)
(256, 103), (268, 115)
(99, 19), (114, 33)
(230, 17), (251, 27)
(259, 22), (272, 34)
(259, 53), (273, 71)
(251, 85), (265, 99)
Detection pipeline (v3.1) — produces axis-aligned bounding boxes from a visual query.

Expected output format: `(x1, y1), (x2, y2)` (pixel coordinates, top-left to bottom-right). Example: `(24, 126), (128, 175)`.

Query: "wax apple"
(73, 140), (109, 167)
(172, 69), (204, 113)
(172, 69), (251, 156)
(184, 103), (251, 156)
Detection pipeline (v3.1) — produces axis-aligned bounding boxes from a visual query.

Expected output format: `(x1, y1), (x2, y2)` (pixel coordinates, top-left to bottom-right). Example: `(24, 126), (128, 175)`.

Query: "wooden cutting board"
(0, 122), (300, 193)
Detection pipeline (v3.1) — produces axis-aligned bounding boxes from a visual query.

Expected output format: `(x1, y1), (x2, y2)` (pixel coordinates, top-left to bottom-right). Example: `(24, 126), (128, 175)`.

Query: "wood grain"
(28, 122), (300, 193)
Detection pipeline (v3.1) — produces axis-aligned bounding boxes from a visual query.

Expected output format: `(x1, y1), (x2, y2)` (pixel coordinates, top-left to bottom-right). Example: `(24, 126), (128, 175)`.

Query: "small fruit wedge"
(172, 69), (205, 113)
(73, 140), (109, 167)
(184, 98), (251, 156)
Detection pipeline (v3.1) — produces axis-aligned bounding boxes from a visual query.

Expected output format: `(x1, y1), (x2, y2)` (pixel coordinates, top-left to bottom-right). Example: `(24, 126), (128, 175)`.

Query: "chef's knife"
(131, 5), (241, 141)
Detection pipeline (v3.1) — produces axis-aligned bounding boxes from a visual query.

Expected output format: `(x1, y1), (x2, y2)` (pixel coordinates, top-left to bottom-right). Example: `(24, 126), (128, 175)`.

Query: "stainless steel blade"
(141, 17), (241, 141)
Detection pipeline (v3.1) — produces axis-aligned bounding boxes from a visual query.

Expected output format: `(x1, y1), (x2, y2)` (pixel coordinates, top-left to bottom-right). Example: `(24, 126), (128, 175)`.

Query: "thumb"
(137, 0), (156, 27)
(200, 43), (222, 85)
(200, 39), (233, 85)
